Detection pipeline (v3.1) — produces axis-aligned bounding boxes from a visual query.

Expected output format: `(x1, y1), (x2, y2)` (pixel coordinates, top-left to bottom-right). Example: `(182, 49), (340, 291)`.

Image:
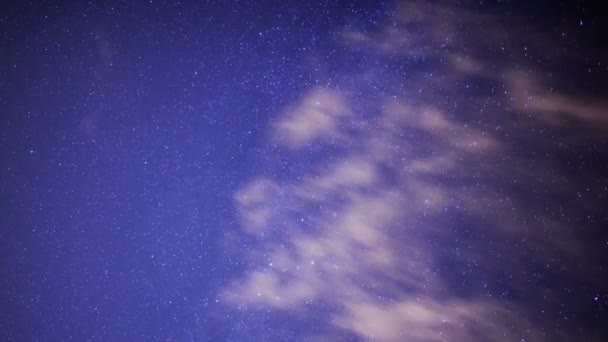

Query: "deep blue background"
(1, 1), (607, 341)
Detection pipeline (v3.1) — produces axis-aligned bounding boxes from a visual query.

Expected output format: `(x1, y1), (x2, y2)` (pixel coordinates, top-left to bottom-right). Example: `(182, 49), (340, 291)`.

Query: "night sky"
(1, 1), (608, 341)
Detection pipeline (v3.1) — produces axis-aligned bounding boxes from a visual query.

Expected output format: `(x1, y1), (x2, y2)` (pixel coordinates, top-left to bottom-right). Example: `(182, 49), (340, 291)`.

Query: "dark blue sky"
(2, 1), (608, 341)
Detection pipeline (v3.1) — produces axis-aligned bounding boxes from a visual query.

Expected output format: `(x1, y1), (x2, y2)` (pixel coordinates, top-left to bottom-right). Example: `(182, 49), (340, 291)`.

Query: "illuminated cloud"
(220, 1), (607, 341)
(273, 87), (351, 148)
(334, 298), (530, 342)
(235, 178), (280, 234)
(507, 70), (608, 127)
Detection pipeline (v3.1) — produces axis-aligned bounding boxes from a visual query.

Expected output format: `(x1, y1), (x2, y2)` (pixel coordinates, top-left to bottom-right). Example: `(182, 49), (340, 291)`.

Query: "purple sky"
(1, 1), (607, 341)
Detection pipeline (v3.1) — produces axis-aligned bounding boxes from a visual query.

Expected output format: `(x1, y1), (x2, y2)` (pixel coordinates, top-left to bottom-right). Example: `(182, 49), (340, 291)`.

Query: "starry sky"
(1, 1), (608, 341)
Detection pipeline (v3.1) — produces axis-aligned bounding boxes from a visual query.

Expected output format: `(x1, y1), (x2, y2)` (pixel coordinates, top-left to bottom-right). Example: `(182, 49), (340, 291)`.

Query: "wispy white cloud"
(220, 1), (607, 341)
(273, 88), (351, 148)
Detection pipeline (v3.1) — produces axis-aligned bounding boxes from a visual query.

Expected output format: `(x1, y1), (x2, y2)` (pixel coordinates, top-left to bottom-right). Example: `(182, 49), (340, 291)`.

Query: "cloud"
(273, 88), (351, 148)
(219, 1), (607, 341)
(506, 70), (608, 128)
(235, 178), (280, 234)
(334, 298), (532, 342)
